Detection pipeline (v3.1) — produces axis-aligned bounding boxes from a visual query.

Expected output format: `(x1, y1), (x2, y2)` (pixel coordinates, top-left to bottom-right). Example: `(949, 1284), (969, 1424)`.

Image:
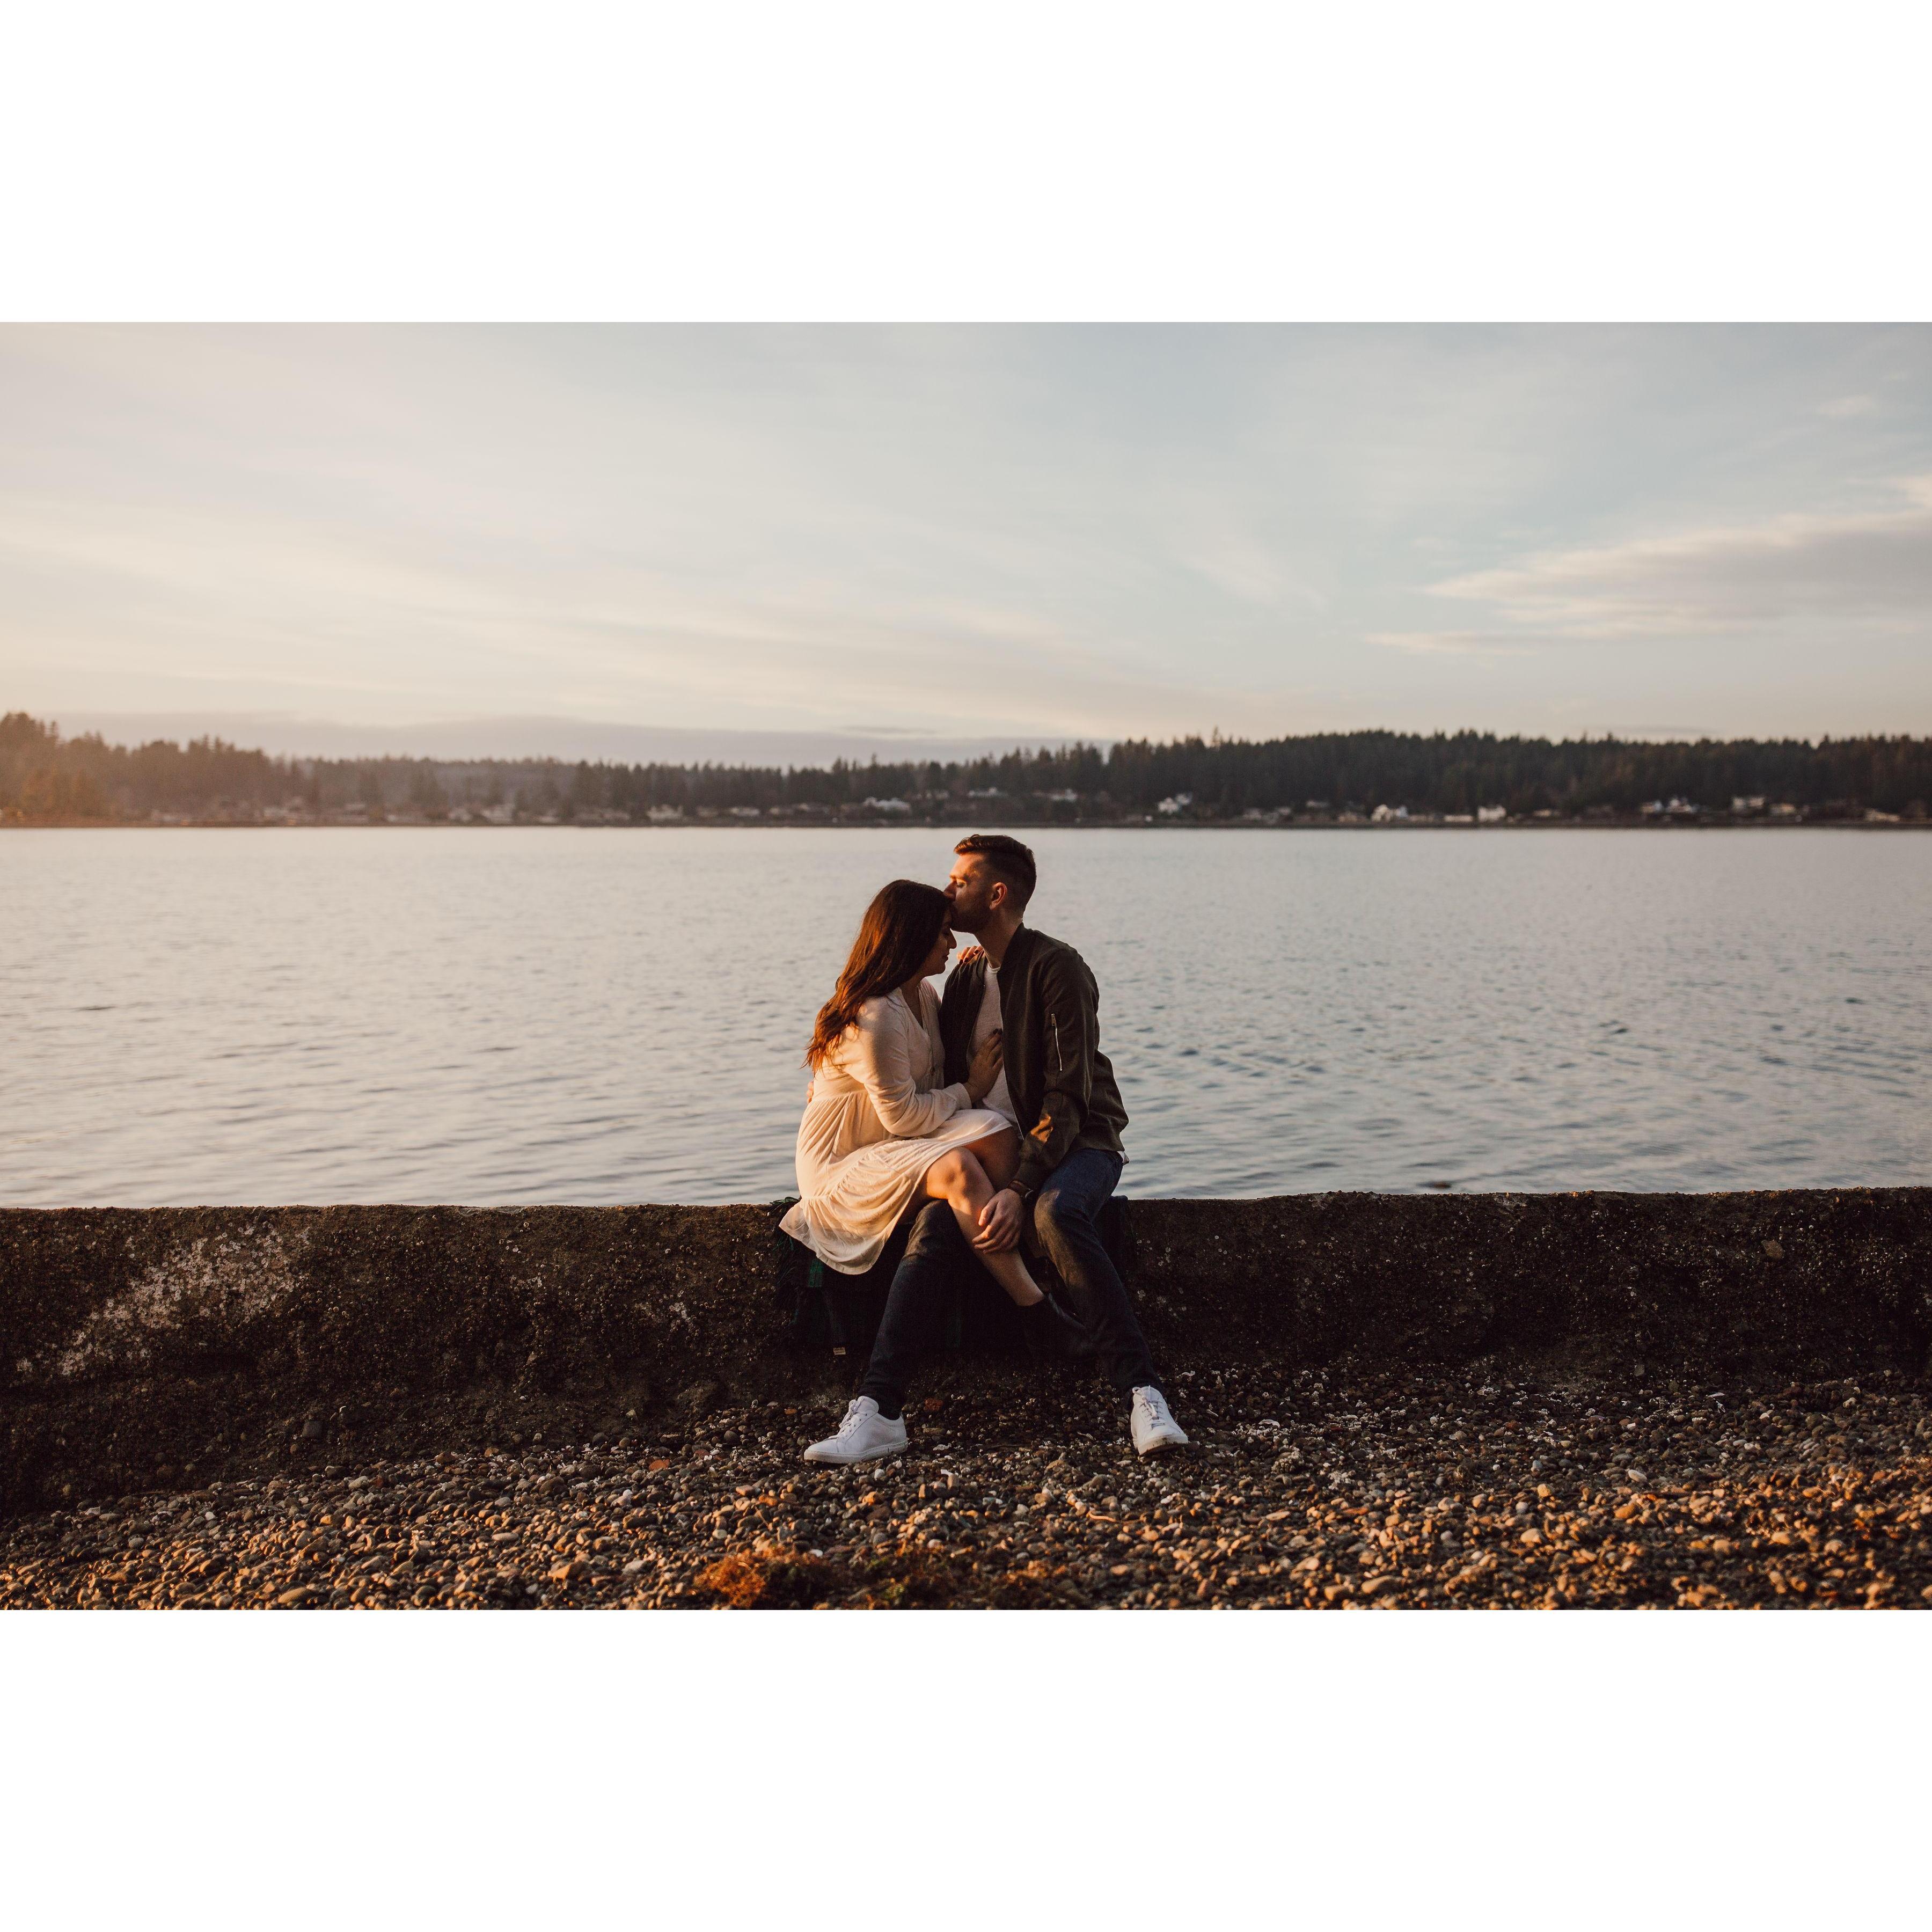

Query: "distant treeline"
(4, 709), (1930, 824)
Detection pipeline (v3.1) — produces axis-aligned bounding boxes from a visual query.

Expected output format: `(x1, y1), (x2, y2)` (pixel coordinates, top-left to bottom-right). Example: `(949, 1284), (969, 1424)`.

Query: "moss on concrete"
(4, 1191), (1929, 1514)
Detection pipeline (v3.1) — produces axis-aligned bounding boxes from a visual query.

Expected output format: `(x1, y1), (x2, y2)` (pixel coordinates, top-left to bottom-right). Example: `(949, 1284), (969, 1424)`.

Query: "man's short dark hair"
(954, 832), (1037, 911)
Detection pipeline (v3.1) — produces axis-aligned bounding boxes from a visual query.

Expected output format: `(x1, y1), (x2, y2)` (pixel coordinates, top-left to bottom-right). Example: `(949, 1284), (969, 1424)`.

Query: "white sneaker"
(802, 1396), (909, 1467)
(1130, 1386), (1189, 1456)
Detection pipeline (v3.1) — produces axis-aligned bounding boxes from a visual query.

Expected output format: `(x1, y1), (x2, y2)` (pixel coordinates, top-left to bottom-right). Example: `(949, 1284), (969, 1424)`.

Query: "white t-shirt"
(971, 963), (1017, 1125)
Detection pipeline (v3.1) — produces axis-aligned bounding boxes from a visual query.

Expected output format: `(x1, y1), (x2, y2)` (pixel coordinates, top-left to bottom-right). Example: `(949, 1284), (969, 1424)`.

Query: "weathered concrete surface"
(4, 1192), (1930, 1514)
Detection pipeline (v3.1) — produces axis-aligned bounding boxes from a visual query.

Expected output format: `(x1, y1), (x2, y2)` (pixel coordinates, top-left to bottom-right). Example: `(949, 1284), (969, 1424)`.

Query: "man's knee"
(1033, 1185), (1097, 1248)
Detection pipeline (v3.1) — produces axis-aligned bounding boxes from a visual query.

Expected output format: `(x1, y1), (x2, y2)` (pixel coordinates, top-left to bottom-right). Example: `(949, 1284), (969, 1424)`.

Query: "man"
(802, 833), (1188, 1465)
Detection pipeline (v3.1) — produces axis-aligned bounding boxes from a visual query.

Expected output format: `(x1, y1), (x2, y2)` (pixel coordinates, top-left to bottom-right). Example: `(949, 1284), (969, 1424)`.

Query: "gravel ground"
(6, 1360), (1931, 1609)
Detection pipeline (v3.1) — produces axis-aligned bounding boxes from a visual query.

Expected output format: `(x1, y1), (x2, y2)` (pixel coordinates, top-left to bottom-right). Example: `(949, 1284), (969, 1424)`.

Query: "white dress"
(781, 983), (1008, 1275)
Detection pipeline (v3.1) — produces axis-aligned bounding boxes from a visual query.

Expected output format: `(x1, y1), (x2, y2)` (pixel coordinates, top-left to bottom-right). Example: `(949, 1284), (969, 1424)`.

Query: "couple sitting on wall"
(781, 834), (1189, 1465)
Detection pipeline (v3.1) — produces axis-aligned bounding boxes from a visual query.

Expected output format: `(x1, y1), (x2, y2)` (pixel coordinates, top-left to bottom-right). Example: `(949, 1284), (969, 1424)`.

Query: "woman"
(780, 878), (1052, 1312)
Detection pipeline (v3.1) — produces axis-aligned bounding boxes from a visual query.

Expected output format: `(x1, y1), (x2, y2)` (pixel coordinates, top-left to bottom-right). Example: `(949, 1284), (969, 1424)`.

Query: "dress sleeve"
(848, 998), (973, 1137)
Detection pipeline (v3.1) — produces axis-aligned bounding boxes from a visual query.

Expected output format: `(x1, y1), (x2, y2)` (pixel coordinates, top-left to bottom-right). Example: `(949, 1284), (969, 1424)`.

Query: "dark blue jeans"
(857, 1147), (1160, 1417)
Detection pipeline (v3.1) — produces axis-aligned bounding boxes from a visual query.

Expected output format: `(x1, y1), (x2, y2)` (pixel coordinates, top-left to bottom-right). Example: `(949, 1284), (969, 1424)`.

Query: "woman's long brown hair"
(806, 879), (952, 1069)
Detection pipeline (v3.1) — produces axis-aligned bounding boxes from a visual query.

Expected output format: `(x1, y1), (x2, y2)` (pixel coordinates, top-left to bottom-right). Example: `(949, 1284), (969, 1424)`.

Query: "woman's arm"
(847, 1000), (974, 1139)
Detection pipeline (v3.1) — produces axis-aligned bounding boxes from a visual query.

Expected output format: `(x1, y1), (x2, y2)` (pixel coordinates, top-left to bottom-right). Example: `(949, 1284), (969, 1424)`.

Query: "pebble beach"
(6, 1360), (1930, 1609)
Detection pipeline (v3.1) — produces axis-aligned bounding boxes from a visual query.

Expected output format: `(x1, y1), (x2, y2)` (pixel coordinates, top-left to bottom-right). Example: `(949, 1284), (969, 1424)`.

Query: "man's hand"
(975, 1185), (1026, 1253)
(965, 1028), (1004, 1103)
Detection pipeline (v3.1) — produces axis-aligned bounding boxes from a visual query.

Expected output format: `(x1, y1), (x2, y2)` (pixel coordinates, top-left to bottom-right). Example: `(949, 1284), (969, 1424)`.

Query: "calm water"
(4, 827), (1928, 1205)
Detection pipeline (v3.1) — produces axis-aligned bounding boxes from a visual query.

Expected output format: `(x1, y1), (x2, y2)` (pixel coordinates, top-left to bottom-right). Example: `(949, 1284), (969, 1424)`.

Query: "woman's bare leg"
(923, 1145), (1044, 1307)
(972, 1126), (1022, 1190)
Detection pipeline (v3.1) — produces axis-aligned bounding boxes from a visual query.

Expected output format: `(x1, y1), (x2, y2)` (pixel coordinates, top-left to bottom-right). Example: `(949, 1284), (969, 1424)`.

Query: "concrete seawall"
(4, 1191), (1930, 1513)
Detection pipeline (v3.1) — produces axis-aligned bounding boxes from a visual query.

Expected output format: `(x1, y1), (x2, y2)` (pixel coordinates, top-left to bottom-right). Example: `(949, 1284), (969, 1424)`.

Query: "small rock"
(276, 1585), (320, 1608)
(548, 1559), (590, 1585)
(1762, 1240), (1784, 1260)
(300, 1420), (325, 1441)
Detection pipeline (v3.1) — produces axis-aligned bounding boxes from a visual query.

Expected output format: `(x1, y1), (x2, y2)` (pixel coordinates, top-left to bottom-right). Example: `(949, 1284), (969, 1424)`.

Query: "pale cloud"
(1424, 477), (1932, 640)
(0, 485), (1289, 739)
(4, 325), (1932, 741)
(1173, 533), (1326, 610)
(1367, 631), (1537, 659)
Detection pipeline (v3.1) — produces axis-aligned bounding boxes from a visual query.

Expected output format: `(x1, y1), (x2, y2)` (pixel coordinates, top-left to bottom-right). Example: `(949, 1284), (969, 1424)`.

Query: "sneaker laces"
(833, 1402), (870, 1438)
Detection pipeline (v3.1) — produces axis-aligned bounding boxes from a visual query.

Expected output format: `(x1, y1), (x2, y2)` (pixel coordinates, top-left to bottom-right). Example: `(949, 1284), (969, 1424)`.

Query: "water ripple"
(2, 826), (1928, 1204)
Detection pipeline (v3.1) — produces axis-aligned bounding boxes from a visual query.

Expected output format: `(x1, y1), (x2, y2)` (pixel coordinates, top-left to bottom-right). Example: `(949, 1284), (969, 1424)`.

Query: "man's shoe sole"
(801, 1436), (908, 1467)
(1135, 1428), (1189, 1457)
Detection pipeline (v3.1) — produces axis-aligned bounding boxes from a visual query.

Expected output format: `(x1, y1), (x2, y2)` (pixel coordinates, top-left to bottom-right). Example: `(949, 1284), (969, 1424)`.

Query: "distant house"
(862, 796), (912, 814)
(1370, 803), (1409, 823)
(1038, 789), (1079, 804)
(481, 803), (515, 825)
(1476, 804), (1507, 824)
(727, 806), (761, 818)
(1444, 812), (1474, 824)
(1156, 792), (1193, 816)
(1769, 802), (1800, 819)
(646, 806), (684, 823)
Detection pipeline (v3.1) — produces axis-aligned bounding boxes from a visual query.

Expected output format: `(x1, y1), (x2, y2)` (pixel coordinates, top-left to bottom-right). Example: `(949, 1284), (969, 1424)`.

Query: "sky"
(3, 324), (1930, 758)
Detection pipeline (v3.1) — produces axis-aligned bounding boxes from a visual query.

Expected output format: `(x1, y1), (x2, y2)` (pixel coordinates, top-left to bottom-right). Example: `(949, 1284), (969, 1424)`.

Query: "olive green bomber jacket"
(937, 924), (1128, 1199)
